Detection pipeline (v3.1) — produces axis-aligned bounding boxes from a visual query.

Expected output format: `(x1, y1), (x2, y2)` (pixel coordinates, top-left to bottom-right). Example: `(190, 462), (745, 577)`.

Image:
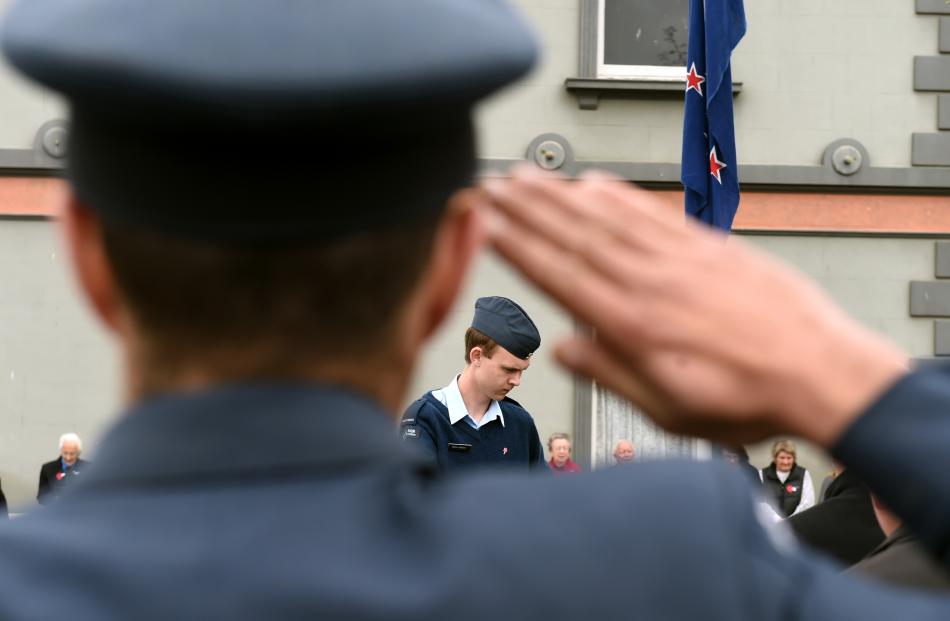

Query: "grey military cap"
(472, 296), (540, 360)
(1, 0), (538, 243)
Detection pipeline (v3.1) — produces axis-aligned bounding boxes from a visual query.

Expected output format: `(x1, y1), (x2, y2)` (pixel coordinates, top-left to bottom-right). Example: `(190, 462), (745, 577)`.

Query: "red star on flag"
(709, 146), (727, 184)
(685, 62), (705, 96)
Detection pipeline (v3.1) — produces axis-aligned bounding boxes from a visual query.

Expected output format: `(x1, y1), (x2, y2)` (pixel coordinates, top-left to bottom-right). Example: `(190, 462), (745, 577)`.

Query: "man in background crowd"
(37, 433), (88, 505)
(401, 296), (546, 472)
(613, 439), (635, 464)
(788, 467), (884, 565)
(719, 445), (761, 488)
(548, 432), (582, 474)
(849, 496), (950, 591)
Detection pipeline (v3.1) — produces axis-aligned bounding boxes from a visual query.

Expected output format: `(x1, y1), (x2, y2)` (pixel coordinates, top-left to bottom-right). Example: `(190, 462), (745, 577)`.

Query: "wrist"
(781, 326), (908, 448)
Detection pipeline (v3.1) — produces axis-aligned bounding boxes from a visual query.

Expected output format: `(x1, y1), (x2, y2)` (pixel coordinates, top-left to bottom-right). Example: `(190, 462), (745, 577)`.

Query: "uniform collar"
(441, 375), (505, 428)
(78, 383), (426, 489)
(868, 524), (916, 557)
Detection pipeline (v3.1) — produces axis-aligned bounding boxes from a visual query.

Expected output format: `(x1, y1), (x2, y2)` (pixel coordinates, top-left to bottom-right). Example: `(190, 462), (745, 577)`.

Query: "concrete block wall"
(0, 0), (942, 173)
(913, 1), (950, 164)
(0, 218), (119, 511)
(477, 0), (938, 168)
(742, 233), (937, 478)
(0, 216), (937, 506)
(0, 0), (65, 151)
(0, 218), (579, 508)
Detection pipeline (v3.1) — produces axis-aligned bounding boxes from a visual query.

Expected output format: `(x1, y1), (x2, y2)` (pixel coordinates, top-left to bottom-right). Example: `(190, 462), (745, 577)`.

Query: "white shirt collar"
(438, 375), (505, 428)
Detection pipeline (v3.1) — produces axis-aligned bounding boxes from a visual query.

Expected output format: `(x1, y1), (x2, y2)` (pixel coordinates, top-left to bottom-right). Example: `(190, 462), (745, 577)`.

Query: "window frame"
(594, 0), (686, 81)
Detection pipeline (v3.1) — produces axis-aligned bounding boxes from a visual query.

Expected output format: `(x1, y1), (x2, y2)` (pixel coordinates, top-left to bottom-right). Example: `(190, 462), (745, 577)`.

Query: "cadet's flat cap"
(1, 0), (538, 244)
(471, 297), (540, 360)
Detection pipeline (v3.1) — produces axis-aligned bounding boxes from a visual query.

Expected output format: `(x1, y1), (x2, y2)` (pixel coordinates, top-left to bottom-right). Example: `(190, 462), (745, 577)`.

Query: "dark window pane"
(603, 0), (689, 67)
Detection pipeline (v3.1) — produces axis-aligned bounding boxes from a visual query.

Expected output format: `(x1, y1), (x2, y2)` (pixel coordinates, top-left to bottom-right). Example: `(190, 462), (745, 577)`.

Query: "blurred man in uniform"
(2, 0), (950, 619)
(401, 296), (546, 472)
(788, 467), (884, 566)
(37, 432), (89, 505)
(849, 495), (950, 591)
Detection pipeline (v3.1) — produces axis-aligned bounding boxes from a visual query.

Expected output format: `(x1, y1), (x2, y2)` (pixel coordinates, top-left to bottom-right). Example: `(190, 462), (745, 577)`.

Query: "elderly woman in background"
(760, 439), (815, 519)
(547, 433), (582, 475)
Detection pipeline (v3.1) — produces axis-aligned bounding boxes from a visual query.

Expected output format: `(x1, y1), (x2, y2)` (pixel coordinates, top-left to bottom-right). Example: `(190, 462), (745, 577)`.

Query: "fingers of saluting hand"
(480, 166), (708, 347)
(555, 335), (782, 443)
(484, 165), (686, 263)
(482, 176), (652, 337)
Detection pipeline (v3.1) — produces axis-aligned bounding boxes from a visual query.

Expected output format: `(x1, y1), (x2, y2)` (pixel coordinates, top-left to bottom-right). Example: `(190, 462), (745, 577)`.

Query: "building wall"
(479, 0), (938, 168)
(0, 1), (945, 506)
(0, 1), (934, 167)
(0, 218), (119, 511)
(742, 233), (937, 479)
(0, 0), (64, 151)
(0, 213), (936, 508)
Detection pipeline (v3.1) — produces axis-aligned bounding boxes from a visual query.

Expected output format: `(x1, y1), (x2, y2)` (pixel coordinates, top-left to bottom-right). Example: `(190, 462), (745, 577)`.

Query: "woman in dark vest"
(760, 440), (815, 519)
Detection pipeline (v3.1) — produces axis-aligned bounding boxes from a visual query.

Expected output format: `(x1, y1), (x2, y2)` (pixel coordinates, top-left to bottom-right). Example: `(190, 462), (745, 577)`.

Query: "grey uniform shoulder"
(400, 395), (445, 441)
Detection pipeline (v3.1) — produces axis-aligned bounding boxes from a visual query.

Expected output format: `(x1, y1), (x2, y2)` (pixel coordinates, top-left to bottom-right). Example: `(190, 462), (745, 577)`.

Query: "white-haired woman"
(37, 432), (89, 505)
(760, 439), (814, 519)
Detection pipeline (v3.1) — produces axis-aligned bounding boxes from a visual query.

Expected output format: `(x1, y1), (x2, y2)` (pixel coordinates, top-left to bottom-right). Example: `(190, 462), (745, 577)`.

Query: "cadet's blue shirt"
(401, 383), (547, 473)
(430, 375), (504, 430)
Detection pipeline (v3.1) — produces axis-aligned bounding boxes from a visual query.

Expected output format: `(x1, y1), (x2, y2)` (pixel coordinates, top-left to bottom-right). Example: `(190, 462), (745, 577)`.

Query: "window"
(597, 0), (689, 80)
(569, 0), (712, 109)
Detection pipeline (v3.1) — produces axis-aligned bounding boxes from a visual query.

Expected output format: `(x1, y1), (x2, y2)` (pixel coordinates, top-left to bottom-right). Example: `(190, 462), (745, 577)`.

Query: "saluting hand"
(478, 165), (907, 448)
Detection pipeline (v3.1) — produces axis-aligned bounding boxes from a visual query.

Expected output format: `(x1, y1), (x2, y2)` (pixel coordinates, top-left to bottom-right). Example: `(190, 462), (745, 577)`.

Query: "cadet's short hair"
(464, 327), (499, 364)
(771, 439), (797, 459)
(102, 218), (438, 383)
(548, 432), (570, 451)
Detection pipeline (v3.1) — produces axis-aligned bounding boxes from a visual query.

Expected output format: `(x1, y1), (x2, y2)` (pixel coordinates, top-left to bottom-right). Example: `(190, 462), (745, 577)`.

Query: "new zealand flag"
(681, 0), (746, 231)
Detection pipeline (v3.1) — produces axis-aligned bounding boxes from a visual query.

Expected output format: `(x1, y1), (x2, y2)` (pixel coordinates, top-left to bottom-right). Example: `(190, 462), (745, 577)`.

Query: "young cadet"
(402, 296), (546, 472)
(3, 0), (950, 619)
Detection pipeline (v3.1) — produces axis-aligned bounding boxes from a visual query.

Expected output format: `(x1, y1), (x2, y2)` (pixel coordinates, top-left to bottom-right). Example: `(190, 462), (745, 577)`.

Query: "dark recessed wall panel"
(937, 242), (950, 278)
(911, 281), (950, 317)
(936, 321), (950, 356)
(914, 56), (950, 91)
(912, 133), (950, 166)
(940, 95), (950, 130)
(918, 0), (950, 14)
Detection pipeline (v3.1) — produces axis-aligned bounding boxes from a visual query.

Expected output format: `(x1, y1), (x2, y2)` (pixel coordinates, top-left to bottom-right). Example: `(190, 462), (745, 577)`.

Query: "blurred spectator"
(38, 433), (90, 505)
(786, 468), (884, 566)
(613, 440), (635, 465)
(718, 445), (762, 488)
(760, 440), (814, 519)
(547, 433), (582, 474)
(817, 463), (842, 503)
(848, 496), (950, 590)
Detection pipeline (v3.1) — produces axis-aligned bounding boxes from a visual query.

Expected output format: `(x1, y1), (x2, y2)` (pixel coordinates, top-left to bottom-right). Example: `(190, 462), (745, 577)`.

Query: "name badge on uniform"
(448, 443), (472, 452)
(402, 426), (420, 440)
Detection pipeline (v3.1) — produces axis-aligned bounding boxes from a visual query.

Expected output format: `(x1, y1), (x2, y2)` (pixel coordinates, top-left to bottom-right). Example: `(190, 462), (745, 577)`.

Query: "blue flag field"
(681, 0), (746, 231)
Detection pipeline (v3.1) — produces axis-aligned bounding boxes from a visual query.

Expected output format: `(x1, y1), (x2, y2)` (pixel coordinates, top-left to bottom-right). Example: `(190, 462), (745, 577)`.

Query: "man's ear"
(469, 346), (482, 365)
(60, 194), (124, 333)
(414, 188), (486, 342)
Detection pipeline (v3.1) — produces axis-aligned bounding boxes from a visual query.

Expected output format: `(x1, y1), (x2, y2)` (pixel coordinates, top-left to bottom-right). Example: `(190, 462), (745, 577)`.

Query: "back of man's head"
(2, 0), (538, 396)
